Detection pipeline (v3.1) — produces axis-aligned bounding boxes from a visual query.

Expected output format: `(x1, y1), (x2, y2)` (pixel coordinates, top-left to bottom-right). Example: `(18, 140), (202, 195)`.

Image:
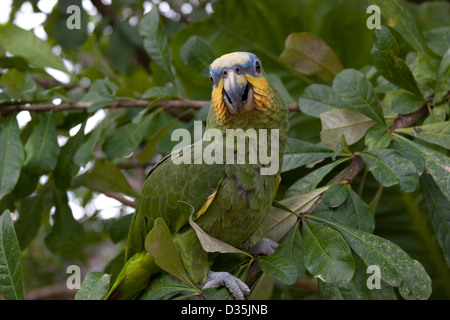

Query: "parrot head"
(209, 52), (278, 123)
(209, 52), (261, 115)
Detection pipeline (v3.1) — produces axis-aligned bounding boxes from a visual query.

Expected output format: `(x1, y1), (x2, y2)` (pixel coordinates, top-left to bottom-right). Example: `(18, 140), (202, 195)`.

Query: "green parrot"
(104, 52), (289, 300)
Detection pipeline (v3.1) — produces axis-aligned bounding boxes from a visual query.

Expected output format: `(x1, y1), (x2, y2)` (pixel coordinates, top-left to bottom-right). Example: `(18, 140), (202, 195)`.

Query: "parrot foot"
(248, 238), (278, 256)
(202, 270), (250, 300)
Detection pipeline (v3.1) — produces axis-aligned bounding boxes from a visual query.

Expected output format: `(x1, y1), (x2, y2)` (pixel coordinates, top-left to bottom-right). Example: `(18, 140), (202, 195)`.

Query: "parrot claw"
(248, 238), (278, 256)
(202, 270), (250, 300)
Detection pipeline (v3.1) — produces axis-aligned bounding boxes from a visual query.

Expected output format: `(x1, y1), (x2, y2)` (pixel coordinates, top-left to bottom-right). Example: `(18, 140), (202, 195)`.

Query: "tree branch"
(0, 98), (205, 115)
(0, 99), (299, 115)
(103, 191), (137, 208)
(389, 104), (429, 132)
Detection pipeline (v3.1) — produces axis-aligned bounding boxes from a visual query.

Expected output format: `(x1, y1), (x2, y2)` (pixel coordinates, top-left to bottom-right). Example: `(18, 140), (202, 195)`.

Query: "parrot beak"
(223, 70), (253, 114)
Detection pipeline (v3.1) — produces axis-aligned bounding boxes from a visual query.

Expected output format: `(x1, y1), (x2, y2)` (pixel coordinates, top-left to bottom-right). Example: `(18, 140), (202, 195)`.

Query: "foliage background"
(0, 0), (448, 300)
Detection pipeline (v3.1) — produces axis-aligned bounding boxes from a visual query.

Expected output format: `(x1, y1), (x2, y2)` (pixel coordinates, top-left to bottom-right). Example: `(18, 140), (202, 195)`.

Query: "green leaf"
(310, 216), (432, 300)
(280, 32), (343, 82)
(390, 89), (424, 115)
(0, 91), (12, 104)
(15, 187), (47, 249)
(108, 21), (136, 73)
(320, 108), (375, 147)
(298, 84), (345, 118)
(0, 210), (24, 300)
(23, 112), (60, 175)
(260, 187), (329, 243)
(411, 53), (437, 95)
(107, 214), (132, 244)
(302, 219), (355, 286)
(102, 110), (159, 160)
(53, 123), (85, 190)
(371, 26), (422, 97)
(323, 183), (348, 208)
(44, 188), (85, 258)
(369, 0), (426, 53)
(0, 115), (25, 197)
(202, 287), (234, 300)
(396, 122), (450, 150)
(138, 274), (197, 300)
(0, 68), (26, 98)
(82, 159), (138, 198)
(53, 0), (88, 50)
(79, 78), (118, 113)
(286, 158), (349, 197)
(424, 26), (450, 57)
(75, 272), (111, 300)
(0, 56), (29, 71)
(282, 138), (333, 173)
(257, 255), (298, 285)
(274, 222), (305, 279)
(433, 49), (450, 104)
(420, 173), (450, 266)
(73, 117), (106, 167)
(365, 125), (392, 150)
(319, 255), (397, 300)
(137, 114), (178, 164)
(331, 134), (351, 161)
(359, 149), (419, 193)
(314, 185), (375, 233)
(142, 86), (178, 100)
(332, 69), (385, 127)
(189, 213), (252, 258)
(393, 135), (450, 200)
(248, 273), (275, 300)
(180, 36), (216, 78)
(10, 170), (39, 200)
(268, 73), (296, 104)
(0, 24), (67, 72)
(17, 76), (36, 96)
(139, 7), (176, 86)
(145, 217), (196, 289)
(423, 104), (449, 125)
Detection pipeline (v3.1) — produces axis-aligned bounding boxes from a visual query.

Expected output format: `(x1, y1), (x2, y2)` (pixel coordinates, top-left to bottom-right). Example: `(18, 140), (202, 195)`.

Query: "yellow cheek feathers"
(211, 75), (273, 125)
(246, 74), (272, 112)
(212, 80), (230, 124)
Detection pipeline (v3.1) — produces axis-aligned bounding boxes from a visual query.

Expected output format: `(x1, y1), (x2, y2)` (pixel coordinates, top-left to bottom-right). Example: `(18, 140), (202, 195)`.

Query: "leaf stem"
(368, 184), (384, 215)
(357, 168), (368, 196)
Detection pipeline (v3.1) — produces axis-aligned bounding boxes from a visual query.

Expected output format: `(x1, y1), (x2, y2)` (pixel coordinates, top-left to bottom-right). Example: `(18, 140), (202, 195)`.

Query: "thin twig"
(0, 98), (206, 115)
(0, 99), (299, 115)
(103, 191), (137, 208)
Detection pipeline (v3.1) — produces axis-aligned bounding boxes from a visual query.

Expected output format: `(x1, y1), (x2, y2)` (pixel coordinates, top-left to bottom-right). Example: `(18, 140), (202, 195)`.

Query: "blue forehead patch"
(209, 52), (259, 77)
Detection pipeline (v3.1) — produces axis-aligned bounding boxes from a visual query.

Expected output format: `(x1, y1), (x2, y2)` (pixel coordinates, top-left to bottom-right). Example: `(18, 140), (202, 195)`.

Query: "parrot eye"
(210, 75), (214, 84)
(255, 61), (261, 74)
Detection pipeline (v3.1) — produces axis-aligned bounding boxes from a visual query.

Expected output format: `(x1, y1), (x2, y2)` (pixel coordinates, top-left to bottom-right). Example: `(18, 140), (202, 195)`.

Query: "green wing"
(125, 142), (225, 260)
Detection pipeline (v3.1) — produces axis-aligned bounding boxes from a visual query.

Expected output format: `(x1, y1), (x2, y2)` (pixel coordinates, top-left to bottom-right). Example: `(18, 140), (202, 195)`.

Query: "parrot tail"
(103, 251), (159, 300)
